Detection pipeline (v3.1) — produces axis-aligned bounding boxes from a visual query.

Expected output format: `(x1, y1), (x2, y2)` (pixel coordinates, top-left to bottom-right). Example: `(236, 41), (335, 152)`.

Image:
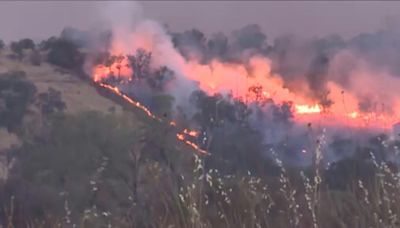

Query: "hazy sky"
(1, 1), (400, 42)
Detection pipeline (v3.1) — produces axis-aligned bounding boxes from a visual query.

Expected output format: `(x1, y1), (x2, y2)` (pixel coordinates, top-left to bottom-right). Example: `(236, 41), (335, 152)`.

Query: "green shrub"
(8, 112), (142, 221)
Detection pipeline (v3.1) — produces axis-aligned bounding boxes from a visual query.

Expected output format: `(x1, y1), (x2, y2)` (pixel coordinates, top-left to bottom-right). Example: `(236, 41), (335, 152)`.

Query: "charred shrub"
(37, 87), (66, 115)
(127, 48), (152, 81)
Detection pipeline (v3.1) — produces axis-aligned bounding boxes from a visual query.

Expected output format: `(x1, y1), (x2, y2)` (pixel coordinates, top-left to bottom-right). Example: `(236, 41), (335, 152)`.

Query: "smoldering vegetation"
(76, 21), (400, 163)
(0, 17), (400, 227)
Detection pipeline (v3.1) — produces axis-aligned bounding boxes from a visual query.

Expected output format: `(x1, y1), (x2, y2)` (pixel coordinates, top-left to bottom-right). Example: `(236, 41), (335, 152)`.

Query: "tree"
(38, 36), (58, 50)
(47, 38), (83, 70)
(114, 55), (125, 78)
(10, 38), (35, 60)
(232, 24), (267, 51)
(0, 39), (4, 50)
(207, 32), (229, 60)
(127, 48), (152, 81)
(0, 71), (37, 132)
(17, 38), (35, 50)
(37, 87), (66, 115)
(172, 29), (208, 62)
(8, 112), (143, 222)
(30, 49), (42, 66)
(147, 66), (174, 91)
(103, 54), (125, 78)
(150, 94), (174, 118)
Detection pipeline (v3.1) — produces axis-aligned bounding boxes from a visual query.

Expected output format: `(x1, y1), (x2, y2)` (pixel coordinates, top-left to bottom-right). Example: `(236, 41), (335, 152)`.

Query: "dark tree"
(37, 87), (66, 115)
(271, 101), (294, 124)
(233, 24), (267, 51)
(0, 39), (4, 50)
(10, 38), (35, 60)
(47, 38), (83, 70)
(207, 32), (229, 60)
(307, 53), (333, 109)
(114, 55), (125, 78)
(104, 55), (117, 71)
(147, 66), (174, 91)
(30, 50), (42, 66)
(38, 36), (58, 50)
(17, 38), (35, 50)
(0, 71), (37, 132)
(172, 29), (208, 62)
(248, 84), (264, 103)
(103, 54), (125, 78)
(127, 48), (152, 81)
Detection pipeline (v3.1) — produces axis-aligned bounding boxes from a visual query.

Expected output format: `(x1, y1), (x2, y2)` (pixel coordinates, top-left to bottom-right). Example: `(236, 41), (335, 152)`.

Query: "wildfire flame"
(94, 55), (400, 131)
(95, 80), (209, 155)
(295, 104), (322, 114)
(91, 24), (400, 137)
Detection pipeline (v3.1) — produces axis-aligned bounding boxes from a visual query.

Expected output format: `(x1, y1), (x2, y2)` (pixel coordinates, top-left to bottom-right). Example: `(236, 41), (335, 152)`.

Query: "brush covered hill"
(0, 38), (400, 228)
(0, 44), (200, 227)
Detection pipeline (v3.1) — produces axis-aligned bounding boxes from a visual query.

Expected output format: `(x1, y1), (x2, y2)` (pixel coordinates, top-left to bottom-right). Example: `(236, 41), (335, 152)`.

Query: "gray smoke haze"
(3, 1), (400, 42)
(1, 1), (400, 166)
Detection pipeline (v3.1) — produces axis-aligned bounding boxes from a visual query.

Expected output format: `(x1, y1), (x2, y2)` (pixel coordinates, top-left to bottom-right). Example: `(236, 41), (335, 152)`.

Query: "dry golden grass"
(0, 49), (123, 114)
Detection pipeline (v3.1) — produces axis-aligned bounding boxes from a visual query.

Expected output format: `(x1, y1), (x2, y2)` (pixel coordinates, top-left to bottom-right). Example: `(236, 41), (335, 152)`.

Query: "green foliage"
(1, 107), (400, 227)
(0, 71), (37, 132)
(9, 112), (142, 221)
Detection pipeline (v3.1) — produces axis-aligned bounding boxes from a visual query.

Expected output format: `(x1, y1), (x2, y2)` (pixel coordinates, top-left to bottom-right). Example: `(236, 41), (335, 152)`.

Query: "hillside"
(0, 47), (198, 181)
(0, 39), (399, 228)
(0, 49), (123, 114)
(0, 49), (128, 174)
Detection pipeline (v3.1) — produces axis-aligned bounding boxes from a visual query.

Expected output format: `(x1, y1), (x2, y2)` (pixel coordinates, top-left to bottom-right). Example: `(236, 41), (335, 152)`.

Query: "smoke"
(62, 1), (400, 165)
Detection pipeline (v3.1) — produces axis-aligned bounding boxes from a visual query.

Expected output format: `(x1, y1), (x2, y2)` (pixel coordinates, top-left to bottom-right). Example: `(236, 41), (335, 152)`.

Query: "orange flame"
(96, 80), (209, 155)
(91, 28), (400, 133)
(183, 129), (200, 137)
(295, 104), (322, 114)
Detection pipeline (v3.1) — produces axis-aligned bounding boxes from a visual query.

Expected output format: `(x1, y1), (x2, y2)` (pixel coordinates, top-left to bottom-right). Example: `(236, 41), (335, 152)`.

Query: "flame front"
(295, 104), (322, 114)
(96, 79), (208, 155)
(90, 21), (400, 141)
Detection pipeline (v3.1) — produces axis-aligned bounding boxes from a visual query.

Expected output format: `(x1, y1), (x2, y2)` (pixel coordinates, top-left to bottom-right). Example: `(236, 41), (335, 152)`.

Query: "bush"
(0, 39), (4, 50)
(47, 38), (83, 70)
(10, 38), (35, 60)
(30, 49), (42, 66)
(37, 87), (66, 115)
(150, 94), (174, 118)
(38, 36), (58, 50)
(7, 112), (142, 222)
(0, 71), (37, 132)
